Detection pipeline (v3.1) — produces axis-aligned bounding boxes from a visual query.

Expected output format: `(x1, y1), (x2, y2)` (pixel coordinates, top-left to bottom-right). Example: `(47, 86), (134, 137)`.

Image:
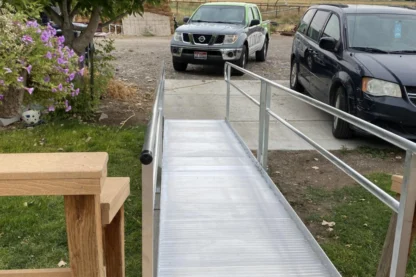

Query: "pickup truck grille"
(182, 33), (225, 45)
(406, 87), (416, 106)
(193, 34), (212, 44)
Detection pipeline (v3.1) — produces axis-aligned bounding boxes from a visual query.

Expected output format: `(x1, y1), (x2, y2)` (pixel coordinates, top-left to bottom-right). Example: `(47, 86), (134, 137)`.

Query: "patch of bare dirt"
(268, 149), (405, 236)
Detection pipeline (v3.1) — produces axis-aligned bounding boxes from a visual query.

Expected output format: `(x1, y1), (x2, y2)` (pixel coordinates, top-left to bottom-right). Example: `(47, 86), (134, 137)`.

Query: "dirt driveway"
(102, 34), (294, 126)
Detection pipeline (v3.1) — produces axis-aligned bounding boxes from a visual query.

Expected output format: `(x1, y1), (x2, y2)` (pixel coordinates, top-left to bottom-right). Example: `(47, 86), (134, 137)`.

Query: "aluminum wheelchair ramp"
(158, 119), (340, 277)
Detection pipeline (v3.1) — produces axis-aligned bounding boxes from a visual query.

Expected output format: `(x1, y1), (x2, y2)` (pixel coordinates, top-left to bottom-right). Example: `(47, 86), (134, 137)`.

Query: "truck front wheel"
(173, 61), (188, 72)
(256, 38), (268, 62)
(232, 45), (247, 76)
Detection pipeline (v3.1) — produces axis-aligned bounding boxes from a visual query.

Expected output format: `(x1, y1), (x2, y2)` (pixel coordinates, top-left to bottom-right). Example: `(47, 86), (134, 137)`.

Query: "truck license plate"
(194, 51), (207, 60)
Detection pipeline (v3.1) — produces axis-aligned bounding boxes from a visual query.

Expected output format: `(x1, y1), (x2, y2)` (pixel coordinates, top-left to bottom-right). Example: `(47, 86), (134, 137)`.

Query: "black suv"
(290, 5), (416, 139)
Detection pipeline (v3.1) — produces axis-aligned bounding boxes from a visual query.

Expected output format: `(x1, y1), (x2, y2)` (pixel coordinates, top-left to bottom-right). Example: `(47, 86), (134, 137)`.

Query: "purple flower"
(57, 57), (67, 65)
(21, 35), (33, 44)
(65, 100), (71, 112)
(58, 83), (63, 91)
(24, 64), (32, 75)
(79, 67), (85, 76)
(36, 28), (42, 34)
(64, 69), (69, 74)
(26, 21), (38, 28)
(69, 73), (76, 81)
(68, 49), (75, 58)
(17, 77), (23, 82)
(74, 88), (80, 96)
(24, 87), (34, 95)
(52, 88), (57, 93)
(48, 106), (55, 112)
(45, 52), (52, 59)
(0, 94), (3, 101)
(57, 36), (65, 45)
(4, 68), (12, 74)
(44, 75), (50, 83)
(0, 80), (4, 86)
(41, 30), (50, 43)
(79, 55), (85, 63)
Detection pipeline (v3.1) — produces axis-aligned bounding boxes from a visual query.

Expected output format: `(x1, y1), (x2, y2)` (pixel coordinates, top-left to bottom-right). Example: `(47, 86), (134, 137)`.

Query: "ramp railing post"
(390, 151), (416, 277)
(225, 64), (231, 121)
(258, 81), (271, 170)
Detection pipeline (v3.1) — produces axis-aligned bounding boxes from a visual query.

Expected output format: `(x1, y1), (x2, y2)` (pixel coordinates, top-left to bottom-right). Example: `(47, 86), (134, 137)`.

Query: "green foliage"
(0, 9), (81, 112)
(0, 121), (145, 276)
(67, 38), (115, 119)
(0, 0), (47, 18)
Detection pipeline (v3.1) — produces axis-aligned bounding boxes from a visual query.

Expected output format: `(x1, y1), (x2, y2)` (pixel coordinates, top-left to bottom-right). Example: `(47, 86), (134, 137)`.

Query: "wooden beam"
(100, 177), (130, 225)
(391, 175), (403, 194)
(104, 206), (125, 277)
(0, 268), (71, 276)
(0, 178), (103, 196)
(65, 195), (105, 277)
(0, 153), (108, 180)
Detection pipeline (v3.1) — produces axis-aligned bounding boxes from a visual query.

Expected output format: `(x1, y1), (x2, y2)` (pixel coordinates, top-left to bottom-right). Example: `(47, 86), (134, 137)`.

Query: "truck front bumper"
(171, 46), (242, 65)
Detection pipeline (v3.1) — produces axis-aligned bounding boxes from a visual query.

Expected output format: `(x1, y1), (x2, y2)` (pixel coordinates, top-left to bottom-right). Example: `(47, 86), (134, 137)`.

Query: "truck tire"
(232, 45), (247, 76)
(173, 61), (188, 72)
(256, 38), (268, 62)
(332, 87), (353, 139)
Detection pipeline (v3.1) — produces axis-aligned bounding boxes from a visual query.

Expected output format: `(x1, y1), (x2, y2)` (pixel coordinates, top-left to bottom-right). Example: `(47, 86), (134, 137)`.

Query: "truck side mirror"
(183, 17), (190, 23)
(250, 19), (260, 27)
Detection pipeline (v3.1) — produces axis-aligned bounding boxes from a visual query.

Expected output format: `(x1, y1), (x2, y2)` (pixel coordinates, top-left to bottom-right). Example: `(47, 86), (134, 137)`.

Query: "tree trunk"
(0, 86), (24, 118)
(72, 7), (102, 55)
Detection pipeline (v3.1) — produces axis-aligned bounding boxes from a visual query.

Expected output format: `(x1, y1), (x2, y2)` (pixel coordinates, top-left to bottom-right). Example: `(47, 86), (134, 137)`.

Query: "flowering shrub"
(0, 10), (83, 113)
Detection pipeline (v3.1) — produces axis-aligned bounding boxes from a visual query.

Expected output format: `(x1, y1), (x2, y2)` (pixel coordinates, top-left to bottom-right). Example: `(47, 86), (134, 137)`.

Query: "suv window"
(298, 9), (316, 34)
(247, 7), (254, 24)
(322, 14), (340, 41)
(307, 10), (330, 41)
(252, 7), (260, 20)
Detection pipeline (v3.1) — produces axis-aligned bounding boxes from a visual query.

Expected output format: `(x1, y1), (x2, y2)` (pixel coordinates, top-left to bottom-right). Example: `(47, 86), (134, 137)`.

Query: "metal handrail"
(140, 63), (165, 165)
(224, 62), (416, 153)
(224, 62), (416, 277)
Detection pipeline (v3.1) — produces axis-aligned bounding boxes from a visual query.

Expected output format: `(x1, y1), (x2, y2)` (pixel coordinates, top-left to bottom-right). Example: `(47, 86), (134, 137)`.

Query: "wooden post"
(142, 162), (155, 277)
(377, 173), (416, 277)
(65, 195), (105, 277)
(104, 206), (125, 277)
(176, 1), (179, 16)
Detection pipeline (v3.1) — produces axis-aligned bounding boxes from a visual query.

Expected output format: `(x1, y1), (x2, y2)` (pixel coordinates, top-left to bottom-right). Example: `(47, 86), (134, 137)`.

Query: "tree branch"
(44, 6), (63, 26)
(70, 2), (81, 18)
(72, 6), (102, 55)
(99, 12), (129, 28)
(62, 0), (70, 23)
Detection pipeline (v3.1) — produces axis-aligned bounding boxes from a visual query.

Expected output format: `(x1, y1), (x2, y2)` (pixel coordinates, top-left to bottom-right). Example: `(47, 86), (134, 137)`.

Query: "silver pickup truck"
(170, 2), (271, 75)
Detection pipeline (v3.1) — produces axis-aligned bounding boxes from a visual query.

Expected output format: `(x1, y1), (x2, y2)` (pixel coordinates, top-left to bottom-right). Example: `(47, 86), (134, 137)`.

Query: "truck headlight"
(362, 77), (401, 98)
(174, 32), (183, 42)
(224, 35), (238, 44)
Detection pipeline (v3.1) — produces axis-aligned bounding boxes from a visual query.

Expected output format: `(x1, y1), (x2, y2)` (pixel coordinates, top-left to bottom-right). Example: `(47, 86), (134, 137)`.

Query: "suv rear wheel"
(332, 87), (353, 139)
(173, 61), (188, 72)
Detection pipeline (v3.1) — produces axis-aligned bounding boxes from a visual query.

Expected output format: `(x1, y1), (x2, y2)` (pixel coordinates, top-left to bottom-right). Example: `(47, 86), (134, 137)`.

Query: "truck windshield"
(347, 13), (416, 53)
(190, 5), (245, 24)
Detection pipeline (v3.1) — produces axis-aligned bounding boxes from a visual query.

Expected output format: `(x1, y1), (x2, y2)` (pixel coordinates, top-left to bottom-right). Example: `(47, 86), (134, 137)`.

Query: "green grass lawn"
(305, 173), (416, 277)
(0, 120), (145, 276)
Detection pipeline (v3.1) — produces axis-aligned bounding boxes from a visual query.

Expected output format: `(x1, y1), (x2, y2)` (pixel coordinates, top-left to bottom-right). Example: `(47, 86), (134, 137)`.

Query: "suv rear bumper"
(171, 46), (242, 65)
(356, 95), (416, 139)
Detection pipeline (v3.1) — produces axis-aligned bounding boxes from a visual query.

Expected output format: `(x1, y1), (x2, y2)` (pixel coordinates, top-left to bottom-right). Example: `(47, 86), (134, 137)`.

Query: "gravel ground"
(101, 34), (293, 125)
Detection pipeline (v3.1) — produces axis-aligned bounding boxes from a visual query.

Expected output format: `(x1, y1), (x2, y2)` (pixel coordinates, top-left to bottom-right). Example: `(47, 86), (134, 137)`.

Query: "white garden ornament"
(22, 110), (41, 125)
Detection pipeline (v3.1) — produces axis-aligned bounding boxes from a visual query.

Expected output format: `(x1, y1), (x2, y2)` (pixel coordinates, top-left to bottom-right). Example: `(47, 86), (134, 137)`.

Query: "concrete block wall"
(122, 13), (172, 36)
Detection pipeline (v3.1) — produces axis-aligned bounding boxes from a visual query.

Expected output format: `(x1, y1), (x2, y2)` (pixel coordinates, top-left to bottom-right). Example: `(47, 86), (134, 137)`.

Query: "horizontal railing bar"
(140, 64), (165, 165)
(229, 81), (260, 106)
(225, 62), (416, 153)
(266, 107), (400, 213)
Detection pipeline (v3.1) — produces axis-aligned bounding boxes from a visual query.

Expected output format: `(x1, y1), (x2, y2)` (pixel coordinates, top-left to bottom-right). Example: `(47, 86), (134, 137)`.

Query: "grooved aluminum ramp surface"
(159, 120), (341, 277)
